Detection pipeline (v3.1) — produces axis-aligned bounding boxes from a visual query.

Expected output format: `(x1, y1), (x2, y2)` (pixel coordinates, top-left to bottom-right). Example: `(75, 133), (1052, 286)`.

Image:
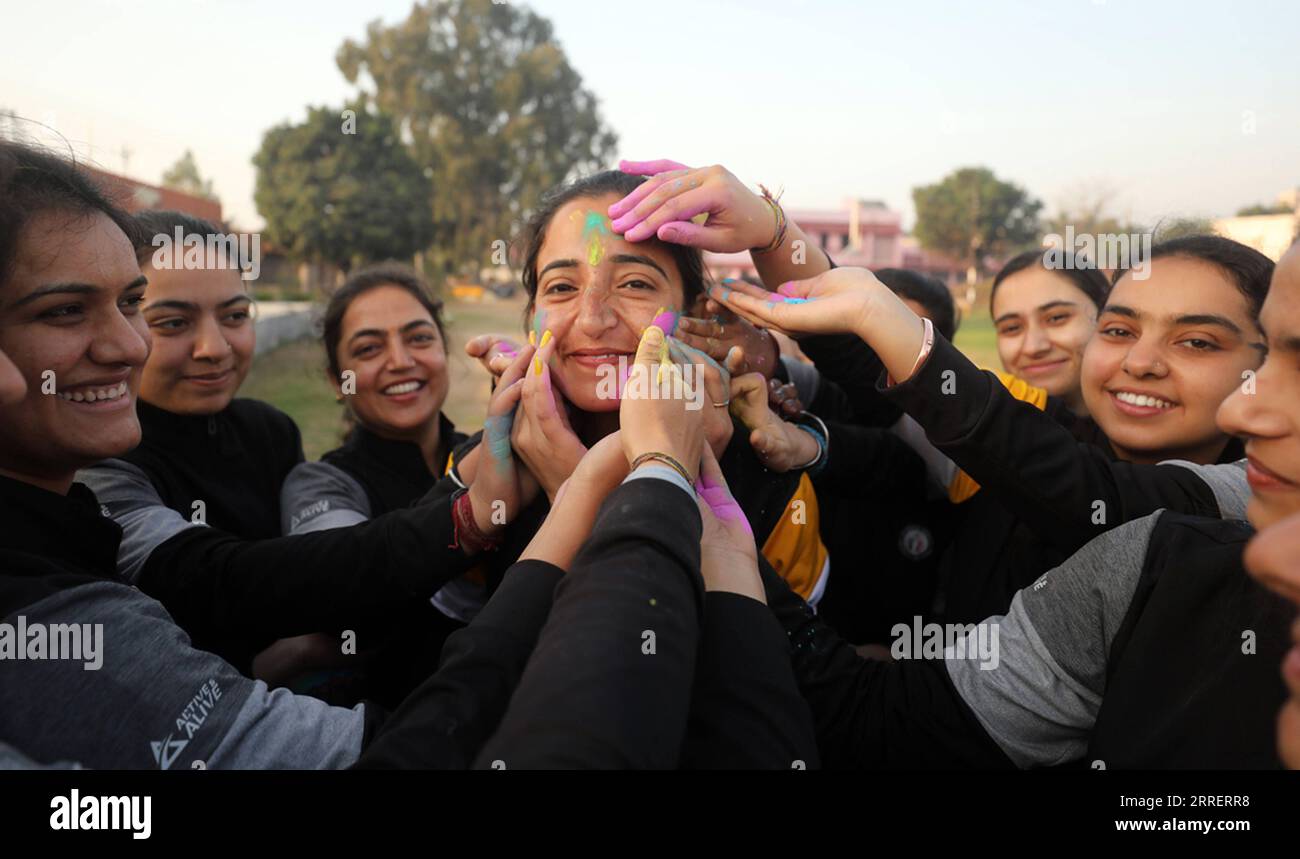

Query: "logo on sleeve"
(150, 678), (222, 769)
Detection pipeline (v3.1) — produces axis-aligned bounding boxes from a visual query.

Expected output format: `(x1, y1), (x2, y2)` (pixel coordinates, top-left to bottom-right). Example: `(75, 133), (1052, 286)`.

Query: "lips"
(566, 349), (633, 369)
(185, 369), (233, 387)
(1019, 358), (1068, 376)
(1245, 454), (1298, 492)
(382, 379), (426, 397)
(56, 378), (132, 410)
(1108, 388), (1177, 416)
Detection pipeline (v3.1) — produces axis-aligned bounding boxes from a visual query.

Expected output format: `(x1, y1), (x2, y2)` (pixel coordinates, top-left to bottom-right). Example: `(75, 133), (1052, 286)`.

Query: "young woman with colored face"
(1, 140), (738, 769)
(448, 170), (832, 606)
(707, 235), (1270, 624)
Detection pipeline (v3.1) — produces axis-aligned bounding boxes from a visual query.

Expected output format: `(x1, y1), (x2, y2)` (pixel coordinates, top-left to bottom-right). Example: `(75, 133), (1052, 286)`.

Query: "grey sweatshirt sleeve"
(279, 461), (372, 535)
(0, 581), (363, 770)
(943, 511), (1162, 768)
(76, 459), (199, 584)
(1158, 459), (1250, 520)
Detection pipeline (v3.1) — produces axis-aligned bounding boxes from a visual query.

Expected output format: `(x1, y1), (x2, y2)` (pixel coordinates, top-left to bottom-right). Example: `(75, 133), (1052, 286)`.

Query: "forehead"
(342, 285), (434, 332)
(994, 265), (1091, 314)
(539, 194), (680, 281)
(1260, 247), (1300, 341)
(144, 264), (245, 304)
(1108, 255), (1252, 323)
(6, 210), (139, 301)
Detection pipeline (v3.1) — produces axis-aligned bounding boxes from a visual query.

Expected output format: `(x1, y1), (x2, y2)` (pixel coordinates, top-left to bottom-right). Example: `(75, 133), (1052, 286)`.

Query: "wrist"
(467, 483), (505, 536)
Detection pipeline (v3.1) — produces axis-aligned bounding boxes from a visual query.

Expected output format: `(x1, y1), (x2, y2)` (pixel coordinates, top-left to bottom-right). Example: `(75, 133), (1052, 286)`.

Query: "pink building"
(704, 198), (961, 285)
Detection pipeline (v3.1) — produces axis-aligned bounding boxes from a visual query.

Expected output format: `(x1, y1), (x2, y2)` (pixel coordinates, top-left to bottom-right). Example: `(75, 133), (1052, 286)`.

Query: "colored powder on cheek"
(531, 309), (546, 342)
(651, 308), (680, 337)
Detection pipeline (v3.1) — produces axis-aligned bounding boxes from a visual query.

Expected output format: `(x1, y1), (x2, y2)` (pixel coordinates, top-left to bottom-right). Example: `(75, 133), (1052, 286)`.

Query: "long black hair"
(1116, 235), (1274, 320)
(0, 139), (141, 290)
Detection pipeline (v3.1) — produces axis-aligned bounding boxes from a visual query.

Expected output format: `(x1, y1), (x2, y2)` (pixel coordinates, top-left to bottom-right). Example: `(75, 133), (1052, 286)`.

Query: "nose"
(575, 283), (618, 339)
(385, 337), (415, 371)
(1024, 321), (1052, 357)
(1120, 334), (1168, 378)
(1217, 361), (1288, 439)
(89, 303), (150, 369)
(192, 315), (234, 363)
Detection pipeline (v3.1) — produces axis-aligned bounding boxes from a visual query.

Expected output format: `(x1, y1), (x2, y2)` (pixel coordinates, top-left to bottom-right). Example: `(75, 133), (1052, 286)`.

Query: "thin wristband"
(887, 316), (935, 387)
(630, 451), (695, 486)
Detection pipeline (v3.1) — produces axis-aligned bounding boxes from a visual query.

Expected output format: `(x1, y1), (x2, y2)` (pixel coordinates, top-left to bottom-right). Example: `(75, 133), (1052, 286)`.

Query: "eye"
(38, 303), (85, 323)
(542, 281), (576, 296)
(1046, 313), (1072, 325)
(119, 293), (146, 314)
(1179, 337), (1220, 352)
(150, 317), (189, 332)
(1100, 326), (1134, 339)
(354, 343), (381, 358)
(619, 279), (656, 291)
(997, 324), (1021, 336)
(222, 310), (251, 325)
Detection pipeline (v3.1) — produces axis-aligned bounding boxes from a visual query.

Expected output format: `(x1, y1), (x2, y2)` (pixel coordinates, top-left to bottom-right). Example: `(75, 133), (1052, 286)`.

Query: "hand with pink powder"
(695, 445), (764, 602)
(608, 159), (775, 253)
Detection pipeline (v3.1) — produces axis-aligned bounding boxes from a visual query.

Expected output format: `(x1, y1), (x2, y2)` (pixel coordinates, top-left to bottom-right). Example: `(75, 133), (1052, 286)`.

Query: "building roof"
(83, 165), (224, 225)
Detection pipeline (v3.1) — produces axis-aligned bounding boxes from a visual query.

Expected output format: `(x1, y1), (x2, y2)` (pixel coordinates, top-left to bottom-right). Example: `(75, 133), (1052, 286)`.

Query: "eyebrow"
(145, 294), (252, 313)
(610, 253), (669, 279)
(10, 276), (148, 310)
(538, 254), (670, 281)
(347, 319), (435, 345)
(1172, 314), (1243, 336)
(994, 300), (1079, 326)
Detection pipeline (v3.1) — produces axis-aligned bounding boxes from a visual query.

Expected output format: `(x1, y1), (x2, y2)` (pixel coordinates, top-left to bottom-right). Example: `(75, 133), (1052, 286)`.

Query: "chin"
(1246, 496), (1300, 531)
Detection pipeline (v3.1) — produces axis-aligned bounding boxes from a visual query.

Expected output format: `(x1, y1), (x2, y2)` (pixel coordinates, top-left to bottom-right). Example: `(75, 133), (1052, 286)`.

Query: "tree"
(252, 104), (434, 291)
(161, 150), (216, 200)
(336, 0), (618, 278)
(1044, 183), (1142, 239)
(912, 167), (1043, 283)
(1235, 202), (1294, 216)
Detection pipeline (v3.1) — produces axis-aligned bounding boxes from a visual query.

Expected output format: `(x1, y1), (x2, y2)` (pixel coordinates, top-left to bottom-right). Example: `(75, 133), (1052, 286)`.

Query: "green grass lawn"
(245, 292), (1001, 461)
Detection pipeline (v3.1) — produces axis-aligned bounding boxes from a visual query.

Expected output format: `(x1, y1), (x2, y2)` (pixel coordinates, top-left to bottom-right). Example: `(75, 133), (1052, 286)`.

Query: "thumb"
(634, 322), (666, 367)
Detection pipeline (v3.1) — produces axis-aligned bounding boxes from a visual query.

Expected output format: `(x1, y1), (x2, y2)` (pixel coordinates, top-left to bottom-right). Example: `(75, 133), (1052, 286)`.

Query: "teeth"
(1115, 391), (1174, 409)
(383, 381), (421, 395)
(58, 382), (128, 403)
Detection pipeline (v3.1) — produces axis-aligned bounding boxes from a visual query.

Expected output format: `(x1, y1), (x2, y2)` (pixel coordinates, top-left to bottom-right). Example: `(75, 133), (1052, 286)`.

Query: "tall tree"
(336, 0), (618, 278)
(912, 167), (1043, 283)
(253, 104), (434, 290)
(161, 149), (216, 200)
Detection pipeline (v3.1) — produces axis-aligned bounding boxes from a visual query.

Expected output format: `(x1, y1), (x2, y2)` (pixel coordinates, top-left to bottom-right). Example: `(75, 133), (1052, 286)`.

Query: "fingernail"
(642, 325), (664, 346)
(540, 329), (552, 348)
(533, 357), (543, 376)
(721, 277), (736, 284)
(528, 330), (537, 346)
(610, 215), (632, 232)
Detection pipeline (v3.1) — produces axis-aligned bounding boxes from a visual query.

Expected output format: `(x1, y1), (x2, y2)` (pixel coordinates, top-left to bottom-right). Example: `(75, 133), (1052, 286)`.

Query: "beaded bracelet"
(629, 451), (695, 487)
(449, 489), (500, 553)
(753, 183), (788, 254)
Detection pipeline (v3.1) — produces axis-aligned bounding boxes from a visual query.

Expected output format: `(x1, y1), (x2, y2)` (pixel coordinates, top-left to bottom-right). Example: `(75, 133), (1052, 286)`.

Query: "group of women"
(1, 139), (1298, 769)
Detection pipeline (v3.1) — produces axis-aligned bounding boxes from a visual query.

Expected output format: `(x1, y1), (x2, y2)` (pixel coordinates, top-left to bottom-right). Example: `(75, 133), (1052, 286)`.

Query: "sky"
(3, 0), (1297, 231)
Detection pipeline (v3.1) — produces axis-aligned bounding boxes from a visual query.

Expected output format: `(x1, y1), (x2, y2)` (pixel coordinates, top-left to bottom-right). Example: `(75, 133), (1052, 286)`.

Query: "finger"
(669, 336), (730, 388)
(608, 168), (692, 221)
(621, 186), (716, 243)
(723, 345), (746, 376)
(718, 277), (773, 301)
(673, 328), (729, 365)
(634, 323), (666, 368)
(619, 158), (692, 176)
(464, 334), (492, 357)
(656, 219), (720, 248)
(677, 316), (724, 340)
(498, 342), (537, 389)
(706, 282), (793, 331)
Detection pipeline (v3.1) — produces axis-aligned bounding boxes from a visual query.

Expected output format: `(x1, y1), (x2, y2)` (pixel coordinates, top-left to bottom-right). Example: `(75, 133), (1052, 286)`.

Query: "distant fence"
(254, 301), (317, 356)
